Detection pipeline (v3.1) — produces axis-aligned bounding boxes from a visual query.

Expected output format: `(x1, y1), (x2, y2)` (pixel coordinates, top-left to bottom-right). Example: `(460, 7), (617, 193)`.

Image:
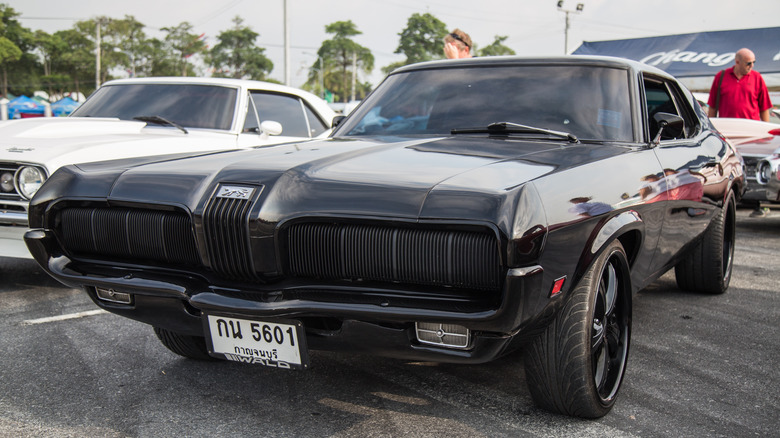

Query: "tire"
(524, 240), (631, 418)
(674, 191), (735, 294)
(153, 327), (215, 360)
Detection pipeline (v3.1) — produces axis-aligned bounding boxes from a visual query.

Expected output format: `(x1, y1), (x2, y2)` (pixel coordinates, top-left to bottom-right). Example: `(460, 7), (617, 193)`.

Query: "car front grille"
(285, 222), (502, 291)
(59, 207), (200, 266)
(202, 195), (256, 281)
(57, 204), (504, 295)
(0, 162), (22, 201)
(743, 156), (758, 178)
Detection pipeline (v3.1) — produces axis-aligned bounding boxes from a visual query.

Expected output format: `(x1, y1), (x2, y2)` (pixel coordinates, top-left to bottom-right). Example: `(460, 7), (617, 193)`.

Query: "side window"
(250, 92), (310, 138)
(643, 77), (699, 141)
(304, 105), (329, 136)
(644, 79), (677, 141)
(242, 95), (260, 132)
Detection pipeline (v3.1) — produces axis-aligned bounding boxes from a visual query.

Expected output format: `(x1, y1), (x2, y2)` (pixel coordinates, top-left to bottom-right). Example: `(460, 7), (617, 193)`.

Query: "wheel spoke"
(604, 263), (617, 316)
(593, 342), (608, 390)
(592, 318), (604, 350)
(592, 256), (626, 398)
(606, 318), (621, 358)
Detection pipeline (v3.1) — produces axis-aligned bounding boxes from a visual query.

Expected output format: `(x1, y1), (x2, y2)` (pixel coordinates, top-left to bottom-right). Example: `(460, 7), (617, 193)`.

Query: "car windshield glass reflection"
(338, 65), (633, 141)
(70, 84), (238, 130)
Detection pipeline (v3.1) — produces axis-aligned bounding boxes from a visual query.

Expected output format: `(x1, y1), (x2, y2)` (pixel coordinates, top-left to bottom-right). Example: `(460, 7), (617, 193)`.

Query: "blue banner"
(573, 27), (780, 77)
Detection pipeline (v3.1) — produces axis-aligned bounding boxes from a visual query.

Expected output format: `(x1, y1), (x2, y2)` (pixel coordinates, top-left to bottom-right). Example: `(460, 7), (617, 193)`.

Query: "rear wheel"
(674, 191), (735, 294)
(153, 327), (214, 360)
(524, 240), (631, 418)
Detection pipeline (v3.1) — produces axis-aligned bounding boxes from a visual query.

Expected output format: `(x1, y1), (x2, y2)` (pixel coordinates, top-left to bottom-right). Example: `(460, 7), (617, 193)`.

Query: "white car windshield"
(70, 84), (238, 131)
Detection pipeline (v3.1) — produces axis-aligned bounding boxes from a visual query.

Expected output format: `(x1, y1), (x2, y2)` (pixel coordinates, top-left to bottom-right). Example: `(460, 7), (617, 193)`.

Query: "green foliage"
(161, 21), (207, 76)
(394, 13), (448, 64)
(478, 35), (515, 57)
(0, 4), (37, 96)
(207, 16), (273, 80)
(55, 28), (95, 95)
(105, 16), (148, 77)
(0, 36), (22, 65)
(310, 20), (374, 103)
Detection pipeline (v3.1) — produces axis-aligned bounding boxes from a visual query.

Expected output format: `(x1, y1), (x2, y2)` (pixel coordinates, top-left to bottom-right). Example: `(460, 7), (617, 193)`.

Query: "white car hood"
(0, 117), (238, 173)
(710, 117), (780, 146)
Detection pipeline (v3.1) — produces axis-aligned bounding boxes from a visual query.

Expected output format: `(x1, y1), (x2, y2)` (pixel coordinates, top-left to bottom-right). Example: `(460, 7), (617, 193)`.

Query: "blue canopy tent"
(51, 96), (80, 116)
(7, 95), (46, 119)
(573, 27), (780, 91)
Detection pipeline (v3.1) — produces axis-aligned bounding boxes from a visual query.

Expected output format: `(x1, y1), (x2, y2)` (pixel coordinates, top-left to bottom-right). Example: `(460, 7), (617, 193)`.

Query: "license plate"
(204, 314), (308, 370)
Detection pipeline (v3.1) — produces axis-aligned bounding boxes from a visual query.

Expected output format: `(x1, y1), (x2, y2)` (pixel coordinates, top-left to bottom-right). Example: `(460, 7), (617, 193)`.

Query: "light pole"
(95, 19), (102, 89)
(557, 1), (584, 55)
(284, 0), (290, 86)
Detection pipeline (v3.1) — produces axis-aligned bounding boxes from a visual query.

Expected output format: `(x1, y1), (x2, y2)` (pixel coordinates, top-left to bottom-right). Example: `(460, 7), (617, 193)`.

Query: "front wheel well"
(616, 229), (641, 269)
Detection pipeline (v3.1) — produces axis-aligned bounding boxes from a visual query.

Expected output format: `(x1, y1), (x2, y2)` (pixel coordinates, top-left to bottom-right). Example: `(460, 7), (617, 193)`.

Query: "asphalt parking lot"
(1, 206), (778, 437)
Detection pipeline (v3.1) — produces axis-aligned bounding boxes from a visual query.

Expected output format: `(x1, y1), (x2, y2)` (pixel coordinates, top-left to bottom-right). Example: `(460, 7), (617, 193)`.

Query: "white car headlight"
(16, 166), (47, 199)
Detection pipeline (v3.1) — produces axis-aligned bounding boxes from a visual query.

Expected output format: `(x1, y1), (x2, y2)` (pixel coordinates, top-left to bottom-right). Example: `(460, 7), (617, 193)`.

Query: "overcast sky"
(9, 0), (780, 88)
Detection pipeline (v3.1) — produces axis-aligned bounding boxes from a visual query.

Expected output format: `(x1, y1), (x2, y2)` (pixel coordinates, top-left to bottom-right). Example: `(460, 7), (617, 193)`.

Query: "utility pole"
(95, 19), (102, 89)
(351, 51), (356, 102)
(557, 1), (584, 55)
(284, 0), (290, 86)
(317, 57), (323, 98)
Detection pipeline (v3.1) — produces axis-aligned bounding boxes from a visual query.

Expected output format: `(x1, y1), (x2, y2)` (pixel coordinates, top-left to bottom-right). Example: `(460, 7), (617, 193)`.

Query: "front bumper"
(0, 224), (32, 258)
(26, 228), (557, 364)
(742, 154), (780, 203)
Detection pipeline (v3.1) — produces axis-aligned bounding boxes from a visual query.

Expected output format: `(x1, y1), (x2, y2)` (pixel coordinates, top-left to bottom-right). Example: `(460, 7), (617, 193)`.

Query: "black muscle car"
(25, 56), (744, 418)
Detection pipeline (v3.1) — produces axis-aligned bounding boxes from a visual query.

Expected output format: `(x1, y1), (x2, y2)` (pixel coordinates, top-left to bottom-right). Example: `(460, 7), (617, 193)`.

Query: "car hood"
(0, 117), (235, 171)
(711, 117), (780, 146)
(735, 136), (780, 156)
(94, 135), (610, 224)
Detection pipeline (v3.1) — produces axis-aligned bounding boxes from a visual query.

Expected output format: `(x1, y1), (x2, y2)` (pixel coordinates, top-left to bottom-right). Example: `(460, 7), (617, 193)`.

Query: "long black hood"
(101, 137), (560, 219)
(56, 135), (625, 229)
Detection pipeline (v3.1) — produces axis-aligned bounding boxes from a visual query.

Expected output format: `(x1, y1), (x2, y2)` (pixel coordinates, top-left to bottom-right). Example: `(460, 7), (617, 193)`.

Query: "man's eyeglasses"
(745, 61), (756, 66)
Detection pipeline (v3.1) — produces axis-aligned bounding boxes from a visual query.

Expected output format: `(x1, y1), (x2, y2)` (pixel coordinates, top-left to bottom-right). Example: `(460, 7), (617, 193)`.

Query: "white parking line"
(22, 309), (107, 325)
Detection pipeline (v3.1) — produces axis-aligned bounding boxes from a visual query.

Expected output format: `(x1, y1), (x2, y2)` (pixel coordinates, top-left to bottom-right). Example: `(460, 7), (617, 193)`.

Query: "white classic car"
(0, 77), (336, 258)
(709, 117), (780, 210)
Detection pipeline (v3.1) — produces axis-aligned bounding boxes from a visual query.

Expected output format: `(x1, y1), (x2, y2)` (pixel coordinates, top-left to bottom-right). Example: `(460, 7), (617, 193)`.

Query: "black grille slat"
(287, 223), (501, 290)
(203, 196), (255, 280)
(59, 207), (199, 266)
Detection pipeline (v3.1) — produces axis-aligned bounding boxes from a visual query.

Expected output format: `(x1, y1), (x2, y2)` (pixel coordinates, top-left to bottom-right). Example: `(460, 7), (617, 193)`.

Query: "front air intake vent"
(286, 223), (501, 290)
(202, 187), (257, 281)
(59, 207), (199, 266)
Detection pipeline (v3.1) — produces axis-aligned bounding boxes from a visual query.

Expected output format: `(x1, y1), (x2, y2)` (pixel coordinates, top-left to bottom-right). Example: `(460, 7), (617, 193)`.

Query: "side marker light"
(550, 276), (566, 297)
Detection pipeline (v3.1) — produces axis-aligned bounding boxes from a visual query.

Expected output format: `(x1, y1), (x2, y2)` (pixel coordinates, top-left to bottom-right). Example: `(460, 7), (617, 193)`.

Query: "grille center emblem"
(216, 186), (255, 199)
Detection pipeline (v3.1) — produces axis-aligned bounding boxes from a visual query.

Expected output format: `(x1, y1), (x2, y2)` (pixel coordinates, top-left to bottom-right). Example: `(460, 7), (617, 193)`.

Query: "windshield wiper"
(452, 121), (578, 143)
(133, 115), (188, 134)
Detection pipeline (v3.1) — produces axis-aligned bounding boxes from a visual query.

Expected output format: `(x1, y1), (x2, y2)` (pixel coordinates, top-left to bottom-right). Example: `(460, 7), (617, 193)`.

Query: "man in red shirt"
(707, 48), (772, 122)
(708, 48), (774, 217)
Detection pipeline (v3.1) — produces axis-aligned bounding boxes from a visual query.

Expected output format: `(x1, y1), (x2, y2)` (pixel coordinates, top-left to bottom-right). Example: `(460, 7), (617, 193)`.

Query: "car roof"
(391, 55), (676, 81)
(99, 77), (335, 121)
(100, 76), (321, 99)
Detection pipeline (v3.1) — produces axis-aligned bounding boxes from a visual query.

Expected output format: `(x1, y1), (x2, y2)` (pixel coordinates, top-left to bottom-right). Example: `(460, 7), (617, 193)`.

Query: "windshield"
(70, 83), (238, 130)
(336, 65), (634, 142)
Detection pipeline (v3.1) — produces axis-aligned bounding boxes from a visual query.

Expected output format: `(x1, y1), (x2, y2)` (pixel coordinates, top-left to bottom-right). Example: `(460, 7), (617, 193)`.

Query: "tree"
(208, 16), (272, 80)
(72, 17), (128, 86)
(313, 21), (373, 103)
(142, 37), (179, 77)
(0, 4), (35, 97)
(478, 36), (515, 57)
(383, 13), (448, 74)
(161, 22), (207, 76)
(106, 15), (148, 77)
(0, 36), (22, 95)
(32, 30), (68, 97)
(55, 28), (95, 97)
